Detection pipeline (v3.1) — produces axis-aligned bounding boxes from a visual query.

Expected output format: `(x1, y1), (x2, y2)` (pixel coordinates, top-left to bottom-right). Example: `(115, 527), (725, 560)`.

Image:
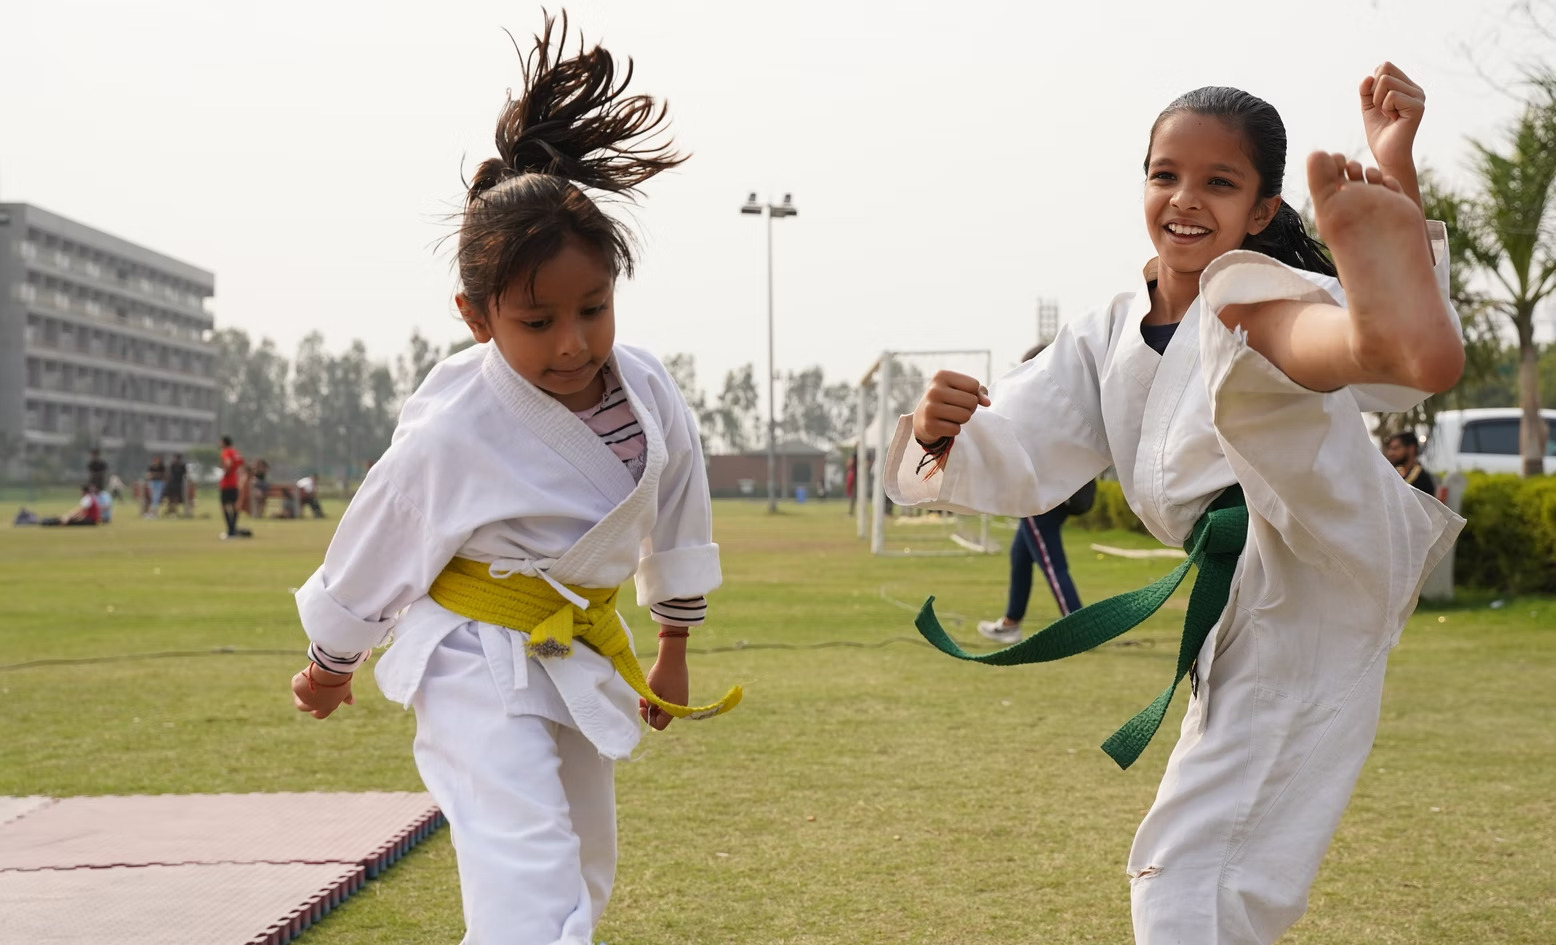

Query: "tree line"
(191, 331), (908, 484)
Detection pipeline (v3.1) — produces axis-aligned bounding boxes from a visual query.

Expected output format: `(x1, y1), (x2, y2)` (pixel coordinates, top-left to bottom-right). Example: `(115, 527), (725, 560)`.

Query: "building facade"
(0, 203), (217, 480)
(706, 440), (829, 499)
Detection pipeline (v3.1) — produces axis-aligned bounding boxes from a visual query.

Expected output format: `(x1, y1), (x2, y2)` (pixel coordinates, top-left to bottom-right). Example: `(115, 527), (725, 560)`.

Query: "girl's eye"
(520, 319), (550, 331)
(581, 303), (608, 317)
(1150, 172), (1175, 182)
(1210, 178), (1234, 187)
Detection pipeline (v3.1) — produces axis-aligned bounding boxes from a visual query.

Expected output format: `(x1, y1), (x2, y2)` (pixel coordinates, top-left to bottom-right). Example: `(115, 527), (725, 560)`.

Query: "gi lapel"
(480, 345), (639, 505)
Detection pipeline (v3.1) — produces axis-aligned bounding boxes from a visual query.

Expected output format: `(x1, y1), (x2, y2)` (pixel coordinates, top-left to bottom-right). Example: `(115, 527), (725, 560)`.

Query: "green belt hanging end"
(914, 488), (1248, 770)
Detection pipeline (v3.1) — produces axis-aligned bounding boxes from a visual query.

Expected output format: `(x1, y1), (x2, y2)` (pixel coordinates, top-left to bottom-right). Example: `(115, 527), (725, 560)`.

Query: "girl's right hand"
(291, 664), (355, 720)
(912, 371), (991, 442)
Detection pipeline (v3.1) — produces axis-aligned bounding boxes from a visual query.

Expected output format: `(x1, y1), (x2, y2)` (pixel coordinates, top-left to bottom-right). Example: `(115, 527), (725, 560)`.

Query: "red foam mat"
(0, 793), (445, 944)
(0, 791), (439, 872)
(0, 795), (53, 827)
(0, 862), (364, 945)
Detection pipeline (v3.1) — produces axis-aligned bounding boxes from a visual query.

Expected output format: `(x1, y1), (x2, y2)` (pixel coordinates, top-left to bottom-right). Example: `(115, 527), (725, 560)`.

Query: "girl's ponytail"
(1242, 202), (1337, 278)
(465, 12), (684, 209)
(455, 11), (687, 316)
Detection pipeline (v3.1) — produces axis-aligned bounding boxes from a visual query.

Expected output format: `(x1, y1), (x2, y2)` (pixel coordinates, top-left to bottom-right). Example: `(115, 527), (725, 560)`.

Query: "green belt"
(915, 486), (1248, 769)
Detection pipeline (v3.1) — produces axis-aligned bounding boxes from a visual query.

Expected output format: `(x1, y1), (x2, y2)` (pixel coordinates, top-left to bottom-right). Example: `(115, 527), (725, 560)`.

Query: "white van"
(1419, 408), (1556, 475)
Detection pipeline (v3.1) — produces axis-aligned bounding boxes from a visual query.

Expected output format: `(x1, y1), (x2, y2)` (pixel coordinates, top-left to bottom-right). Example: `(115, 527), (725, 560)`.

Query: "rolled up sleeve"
(635, 392), (721, 609)
(295, 472), (460, 654)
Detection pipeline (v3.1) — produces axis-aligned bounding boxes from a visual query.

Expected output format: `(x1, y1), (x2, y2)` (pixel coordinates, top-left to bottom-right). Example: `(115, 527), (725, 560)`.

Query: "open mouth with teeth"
(1164, 221), (1212, 243)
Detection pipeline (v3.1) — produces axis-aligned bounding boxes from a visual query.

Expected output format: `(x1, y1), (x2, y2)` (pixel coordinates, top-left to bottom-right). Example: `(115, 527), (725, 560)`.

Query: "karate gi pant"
(1125, 573), (1392, 945)
(412, 626), (617, 945)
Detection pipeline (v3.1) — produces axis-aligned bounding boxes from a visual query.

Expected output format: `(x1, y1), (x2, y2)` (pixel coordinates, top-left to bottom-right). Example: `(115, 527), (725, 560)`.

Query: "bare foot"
(1308, 151), (1464, 392)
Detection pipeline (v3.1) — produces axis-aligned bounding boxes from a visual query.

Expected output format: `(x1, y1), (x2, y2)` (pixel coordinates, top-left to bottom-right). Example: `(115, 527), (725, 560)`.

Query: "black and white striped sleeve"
(308, 641), (372, 673)
(650, 595), (708, 628)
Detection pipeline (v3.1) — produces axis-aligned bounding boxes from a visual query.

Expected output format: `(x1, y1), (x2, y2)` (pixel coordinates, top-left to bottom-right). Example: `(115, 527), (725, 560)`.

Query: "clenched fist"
(912, 370), (991, 443)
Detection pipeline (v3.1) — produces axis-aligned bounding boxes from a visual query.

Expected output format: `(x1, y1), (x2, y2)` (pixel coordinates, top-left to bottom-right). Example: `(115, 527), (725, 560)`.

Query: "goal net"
(855, 349), (1000, 557)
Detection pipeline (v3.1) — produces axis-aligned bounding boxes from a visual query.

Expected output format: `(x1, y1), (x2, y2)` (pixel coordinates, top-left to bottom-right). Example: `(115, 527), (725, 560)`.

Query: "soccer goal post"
(855, 349), (1000, 558)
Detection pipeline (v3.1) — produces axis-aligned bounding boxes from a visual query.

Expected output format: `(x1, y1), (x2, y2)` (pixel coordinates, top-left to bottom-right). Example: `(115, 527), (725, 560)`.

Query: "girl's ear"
(456, 294), (493, 344)
(1247, 195), (1283, 236)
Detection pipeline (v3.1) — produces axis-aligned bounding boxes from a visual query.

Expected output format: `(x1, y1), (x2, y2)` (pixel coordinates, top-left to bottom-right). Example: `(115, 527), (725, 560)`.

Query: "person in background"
(145, 454), (167, 518)
(1384, 431), (1436, 497)
(846, 453), (858, 517)
(40, 485), (100, 527)
(219, 435), (252, 539)
(250, 458), (271, 519)
(86, 449), (108, 494)
(977, 343), (1094, 644)
(296, 472), (325, 519)
(164, 454), (188, 518)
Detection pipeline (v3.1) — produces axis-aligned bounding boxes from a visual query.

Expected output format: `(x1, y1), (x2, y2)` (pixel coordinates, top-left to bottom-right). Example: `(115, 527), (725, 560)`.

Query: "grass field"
(2, 497), (1554, 944)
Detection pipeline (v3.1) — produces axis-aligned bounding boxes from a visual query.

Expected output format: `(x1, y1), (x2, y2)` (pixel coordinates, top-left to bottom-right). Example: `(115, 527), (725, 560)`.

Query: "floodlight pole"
(740, 192), (797, 513)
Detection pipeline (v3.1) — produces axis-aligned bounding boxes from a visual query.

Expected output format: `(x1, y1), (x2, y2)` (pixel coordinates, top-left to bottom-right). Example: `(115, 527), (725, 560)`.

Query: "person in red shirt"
(219, 435), (252, 539)
(40, 485), (100, 526)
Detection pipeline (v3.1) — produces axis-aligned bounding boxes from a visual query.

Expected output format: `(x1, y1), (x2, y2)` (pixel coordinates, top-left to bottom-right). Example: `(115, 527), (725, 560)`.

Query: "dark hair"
(1147, 87), (1337, 278)
(221, 435), (232, 446)
(456, 12), (686, 317)
(1386, 431), (1420, 449)
(1021, 343), (1047, 363)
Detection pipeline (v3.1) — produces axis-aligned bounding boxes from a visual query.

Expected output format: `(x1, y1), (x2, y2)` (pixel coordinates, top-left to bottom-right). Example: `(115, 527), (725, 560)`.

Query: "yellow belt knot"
(427, 557), (742, 721)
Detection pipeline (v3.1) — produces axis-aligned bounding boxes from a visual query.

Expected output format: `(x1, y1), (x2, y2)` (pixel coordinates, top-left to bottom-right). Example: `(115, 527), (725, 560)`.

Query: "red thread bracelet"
(304, 663), (353, 693)
(657, 628), (691, 639)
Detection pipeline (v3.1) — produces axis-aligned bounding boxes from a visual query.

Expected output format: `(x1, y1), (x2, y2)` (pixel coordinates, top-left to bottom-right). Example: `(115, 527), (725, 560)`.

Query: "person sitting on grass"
(39, 485), (101, 527)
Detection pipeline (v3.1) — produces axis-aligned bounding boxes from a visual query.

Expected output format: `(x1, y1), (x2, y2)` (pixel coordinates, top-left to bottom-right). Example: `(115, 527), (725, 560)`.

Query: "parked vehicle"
(1419, 408), (1556, 476)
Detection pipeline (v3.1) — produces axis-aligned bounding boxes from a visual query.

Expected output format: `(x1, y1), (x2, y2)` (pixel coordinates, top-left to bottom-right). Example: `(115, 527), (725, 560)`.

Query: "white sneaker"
(977, 619), (1021, 644)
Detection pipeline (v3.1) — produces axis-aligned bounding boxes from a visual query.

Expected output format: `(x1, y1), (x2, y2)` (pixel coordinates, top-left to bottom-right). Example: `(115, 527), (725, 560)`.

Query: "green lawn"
(1, 499), (1552, 944)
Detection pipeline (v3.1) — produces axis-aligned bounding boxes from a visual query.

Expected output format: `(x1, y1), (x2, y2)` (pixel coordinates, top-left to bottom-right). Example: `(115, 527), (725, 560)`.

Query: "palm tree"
(1462, 71), (1556, 476)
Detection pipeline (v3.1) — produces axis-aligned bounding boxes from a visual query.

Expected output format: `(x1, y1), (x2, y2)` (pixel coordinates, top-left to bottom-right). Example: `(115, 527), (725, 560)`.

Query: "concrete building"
(0, 203), (217, 480)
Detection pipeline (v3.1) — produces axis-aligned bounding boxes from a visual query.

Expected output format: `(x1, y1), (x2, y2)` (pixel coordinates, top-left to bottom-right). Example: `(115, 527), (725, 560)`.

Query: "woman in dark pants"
(978, 480), (1094, 643)
(977, 342), (1095, 644)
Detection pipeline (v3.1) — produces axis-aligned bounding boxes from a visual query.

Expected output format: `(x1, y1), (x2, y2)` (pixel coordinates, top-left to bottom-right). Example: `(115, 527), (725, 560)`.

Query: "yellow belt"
(427, 557), (741, 721)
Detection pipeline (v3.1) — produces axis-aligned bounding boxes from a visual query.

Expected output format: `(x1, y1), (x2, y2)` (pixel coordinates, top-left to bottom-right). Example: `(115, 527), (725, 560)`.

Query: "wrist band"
(304, 663), (352, 693)
(657, 627), (691, 639)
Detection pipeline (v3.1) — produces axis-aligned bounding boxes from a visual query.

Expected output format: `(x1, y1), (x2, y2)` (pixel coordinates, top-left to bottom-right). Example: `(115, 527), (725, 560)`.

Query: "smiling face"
(458, 235), (617, 411)
(1144, 112), (1281, 278)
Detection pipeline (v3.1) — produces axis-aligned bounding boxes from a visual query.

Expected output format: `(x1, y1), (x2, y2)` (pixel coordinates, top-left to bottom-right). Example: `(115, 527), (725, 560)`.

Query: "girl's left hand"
(641, 656), (689, 731)
(1361, 62), (1426, 174)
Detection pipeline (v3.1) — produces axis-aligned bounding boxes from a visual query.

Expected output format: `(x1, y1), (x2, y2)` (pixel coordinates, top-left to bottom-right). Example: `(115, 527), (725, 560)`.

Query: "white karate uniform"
(886, 227), (1464, 945)
(295, 341), (720, 945)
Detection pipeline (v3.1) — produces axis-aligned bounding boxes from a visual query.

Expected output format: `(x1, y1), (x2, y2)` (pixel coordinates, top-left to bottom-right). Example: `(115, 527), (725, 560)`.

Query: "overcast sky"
(3, 0), (1543, 407)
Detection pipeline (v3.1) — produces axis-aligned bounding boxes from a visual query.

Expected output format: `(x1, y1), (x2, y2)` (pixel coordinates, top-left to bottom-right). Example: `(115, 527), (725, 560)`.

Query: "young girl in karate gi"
(288, 15), (738, 944)
(888, 64), (1464, 945)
